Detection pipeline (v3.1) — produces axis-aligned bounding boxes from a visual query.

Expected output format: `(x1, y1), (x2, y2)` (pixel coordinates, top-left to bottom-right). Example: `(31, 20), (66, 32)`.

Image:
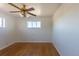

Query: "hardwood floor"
(0, 42), (59, 56)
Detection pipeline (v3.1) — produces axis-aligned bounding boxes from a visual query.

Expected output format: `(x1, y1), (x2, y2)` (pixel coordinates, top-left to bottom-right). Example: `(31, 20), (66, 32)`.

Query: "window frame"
(27, 21), (41, 28)
(0, 17), (5, 28)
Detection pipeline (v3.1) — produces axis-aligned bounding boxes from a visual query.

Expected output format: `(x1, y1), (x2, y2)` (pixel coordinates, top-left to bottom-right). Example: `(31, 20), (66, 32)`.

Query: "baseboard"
(52, 42), (61, 56)
(0, 41), (52, 51)
(0, 42), (15, 50)
(15, 41), (52, 43)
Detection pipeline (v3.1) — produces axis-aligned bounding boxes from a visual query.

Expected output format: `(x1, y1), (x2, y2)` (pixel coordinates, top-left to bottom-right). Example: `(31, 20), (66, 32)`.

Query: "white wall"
(0, 11), (52, 49)
(52, 4), (79, 56)
(15, 16), (52, 42)
(0, 12), (16, 50)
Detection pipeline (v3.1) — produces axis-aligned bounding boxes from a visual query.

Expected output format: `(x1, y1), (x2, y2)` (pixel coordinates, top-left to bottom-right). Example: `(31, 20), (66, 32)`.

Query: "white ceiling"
(0, 3), (61, 17)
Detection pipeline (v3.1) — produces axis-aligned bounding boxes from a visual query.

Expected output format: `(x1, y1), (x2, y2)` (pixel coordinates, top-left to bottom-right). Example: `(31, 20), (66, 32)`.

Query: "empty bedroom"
(0, 3), (60, 56)
(0, 3), (79, 56)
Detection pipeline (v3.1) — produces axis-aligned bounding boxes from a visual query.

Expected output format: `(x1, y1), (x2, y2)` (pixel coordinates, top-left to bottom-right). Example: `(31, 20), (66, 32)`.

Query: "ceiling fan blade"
(27, 12), (36, 16)
(8, 3), (21, 10)
(26, 7), (35, 11)
(23, 4), (26, 9)
(10, 11), (21, 13)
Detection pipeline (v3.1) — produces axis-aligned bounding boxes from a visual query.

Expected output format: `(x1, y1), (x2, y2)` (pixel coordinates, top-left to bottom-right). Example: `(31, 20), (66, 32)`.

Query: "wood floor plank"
(0, 42), (59, 56)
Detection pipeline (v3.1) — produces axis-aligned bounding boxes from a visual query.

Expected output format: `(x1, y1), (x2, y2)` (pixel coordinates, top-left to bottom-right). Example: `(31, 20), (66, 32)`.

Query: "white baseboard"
(51, 42), (61, 56)
(0, 42), (15, 50)
(15, 41), (52, 43)
(0, 41), (52, 50)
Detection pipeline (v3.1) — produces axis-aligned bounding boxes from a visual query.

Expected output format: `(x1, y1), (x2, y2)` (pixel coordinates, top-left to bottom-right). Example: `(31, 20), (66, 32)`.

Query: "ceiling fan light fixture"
(8, 3), (36, 17)
(19, 12), (30, 17)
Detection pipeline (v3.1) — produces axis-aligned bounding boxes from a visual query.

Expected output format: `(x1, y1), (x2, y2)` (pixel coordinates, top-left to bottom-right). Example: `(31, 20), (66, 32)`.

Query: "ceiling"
(0, 3), (61, 17)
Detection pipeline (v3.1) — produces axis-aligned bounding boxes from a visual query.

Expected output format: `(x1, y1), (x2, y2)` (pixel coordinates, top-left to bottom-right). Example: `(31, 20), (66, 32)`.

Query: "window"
(0, 17), (5, 28)
(27, 21), (41, 28)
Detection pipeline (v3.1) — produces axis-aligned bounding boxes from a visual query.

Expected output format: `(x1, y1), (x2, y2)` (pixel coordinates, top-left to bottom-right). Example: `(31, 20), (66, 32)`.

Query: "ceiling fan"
(8, 3), (36, 17)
